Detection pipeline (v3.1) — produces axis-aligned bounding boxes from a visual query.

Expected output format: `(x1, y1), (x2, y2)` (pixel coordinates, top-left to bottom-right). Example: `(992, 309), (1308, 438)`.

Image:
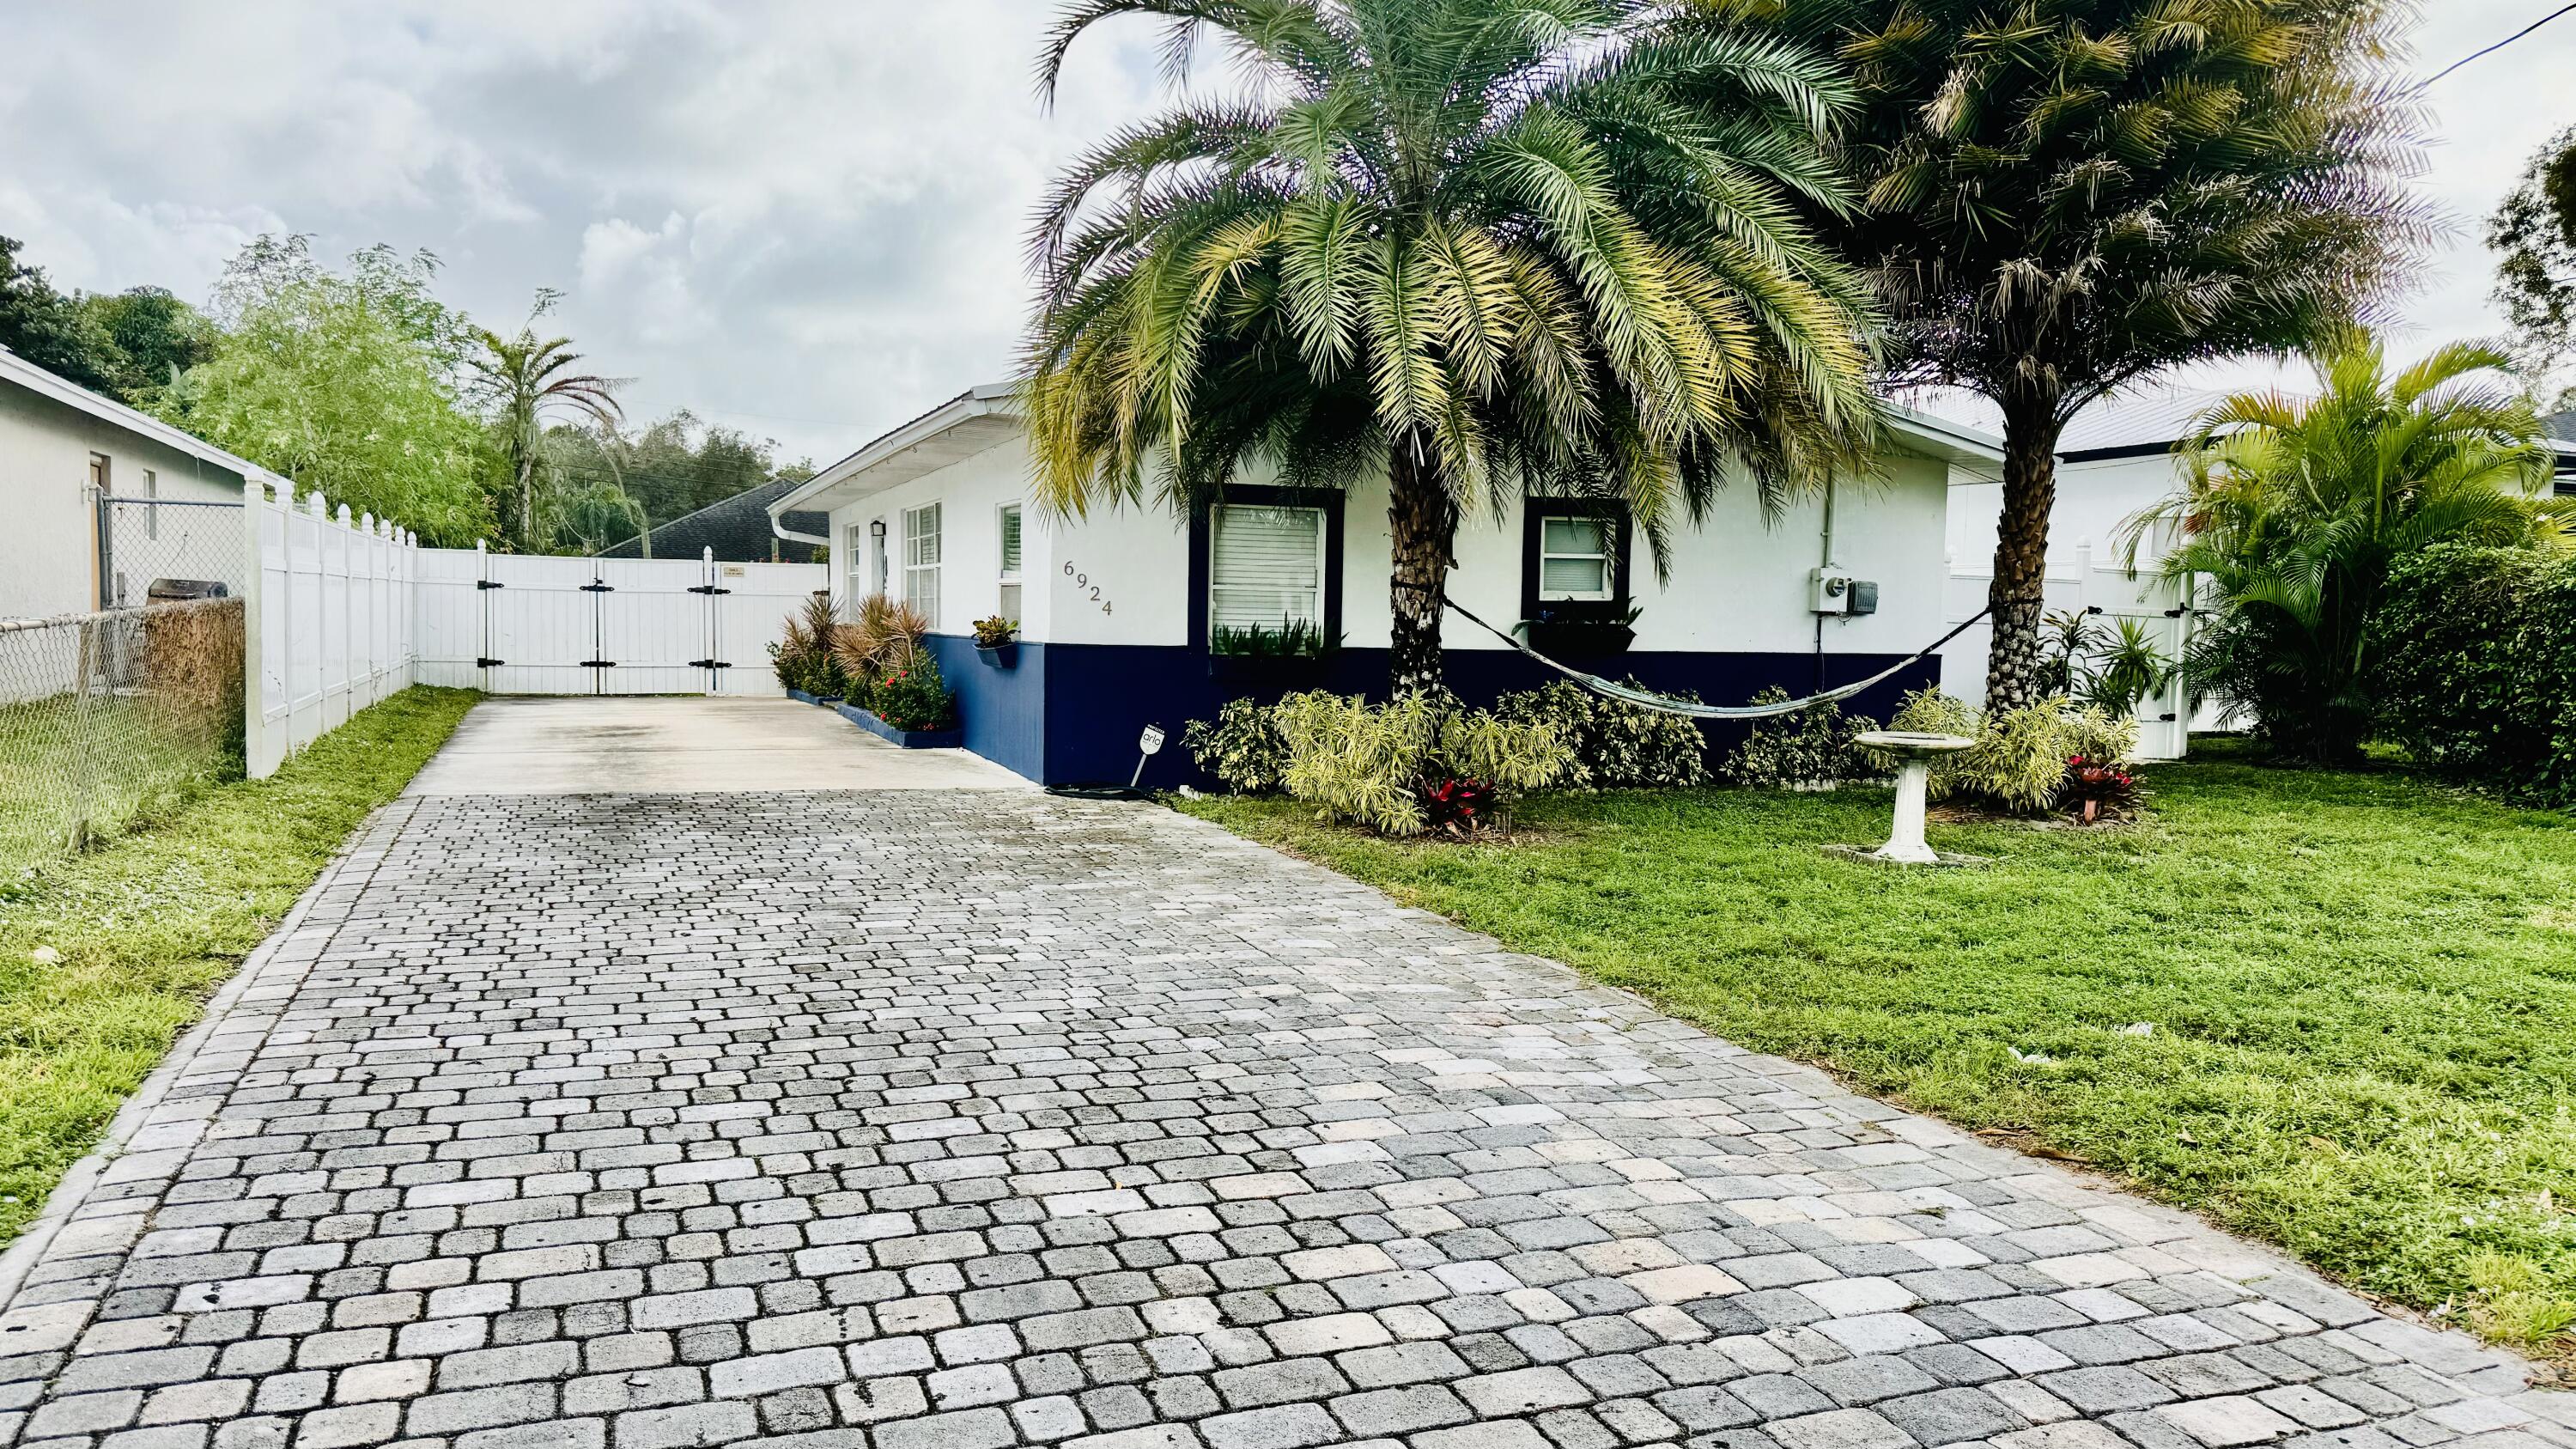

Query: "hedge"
(2374, 543), (2576, 807)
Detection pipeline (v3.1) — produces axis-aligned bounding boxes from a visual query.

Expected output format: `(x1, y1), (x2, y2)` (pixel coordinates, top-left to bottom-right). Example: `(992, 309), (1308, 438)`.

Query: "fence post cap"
(337, 503), (353, 526)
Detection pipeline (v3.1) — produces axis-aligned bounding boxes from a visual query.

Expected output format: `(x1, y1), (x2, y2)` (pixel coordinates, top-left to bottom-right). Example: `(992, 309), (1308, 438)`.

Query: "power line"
(2420, 3), (2576, 89)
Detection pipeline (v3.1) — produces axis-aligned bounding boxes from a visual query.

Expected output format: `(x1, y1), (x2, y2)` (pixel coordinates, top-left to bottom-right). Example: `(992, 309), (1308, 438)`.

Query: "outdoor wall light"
(869, 519), (887, 541)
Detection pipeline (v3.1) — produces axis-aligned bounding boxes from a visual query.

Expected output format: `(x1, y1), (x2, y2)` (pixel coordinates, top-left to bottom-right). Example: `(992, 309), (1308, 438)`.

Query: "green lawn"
(1178, 746), (2576, 1363)
(0, 686), (476, 1241)
(1, 691), (238, 886)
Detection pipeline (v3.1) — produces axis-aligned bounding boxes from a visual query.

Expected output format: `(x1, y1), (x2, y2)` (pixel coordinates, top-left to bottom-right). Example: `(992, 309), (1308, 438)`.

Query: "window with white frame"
(1208, 503), (1325, 631)
(902, 502), (942, 626)
(997, 504), (1023, 623)
(1536, 513), (1615, 600)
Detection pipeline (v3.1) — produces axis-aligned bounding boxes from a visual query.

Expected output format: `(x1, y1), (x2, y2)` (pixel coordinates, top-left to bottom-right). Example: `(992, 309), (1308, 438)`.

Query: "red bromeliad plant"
(2060, 754), (2140, 823)
(1422, 777), (1501, 837)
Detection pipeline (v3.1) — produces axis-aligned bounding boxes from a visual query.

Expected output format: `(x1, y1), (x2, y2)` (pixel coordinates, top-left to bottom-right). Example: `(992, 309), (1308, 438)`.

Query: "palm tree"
(1022, 0), (1885, 693)
(2127, 339), (2566, 762)
(1754, 0), (2427, 713)
(467, 295), (626, 551)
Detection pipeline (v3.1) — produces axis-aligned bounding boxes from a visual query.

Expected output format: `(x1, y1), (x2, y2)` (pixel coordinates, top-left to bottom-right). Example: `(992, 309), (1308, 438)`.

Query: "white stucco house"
(771, 382), (2005, 787)
(1, 345), (263, 622)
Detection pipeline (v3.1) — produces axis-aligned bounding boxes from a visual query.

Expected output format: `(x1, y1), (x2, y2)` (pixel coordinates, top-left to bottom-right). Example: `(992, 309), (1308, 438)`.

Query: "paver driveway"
(2, 788), (2566, 1449)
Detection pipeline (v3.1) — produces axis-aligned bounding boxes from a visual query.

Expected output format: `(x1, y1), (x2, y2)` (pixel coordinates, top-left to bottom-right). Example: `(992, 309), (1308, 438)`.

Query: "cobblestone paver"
(2, 791), (2567, 1449)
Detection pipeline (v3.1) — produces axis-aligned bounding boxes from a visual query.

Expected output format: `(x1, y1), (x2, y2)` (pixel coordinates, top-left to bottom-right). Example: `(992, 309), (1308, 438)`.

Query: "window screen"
(1209, 504), (1324, 630)
(903, 502), (942, 627)
(1538, 514), (1612, 600)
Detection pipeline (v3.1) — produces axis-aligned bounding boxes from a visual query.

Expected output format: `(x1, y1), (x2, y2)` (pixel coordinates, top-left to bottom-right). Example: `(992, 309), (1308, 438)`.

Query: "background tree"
(2489, 125), (2576, 413)
(77, 286), (216, 405)
(0, 234), (120, 393)
(2127, 339), (2564, 762)
(158, 236), (489, 544)
(466, 294), (628, 552)
(1023, 0), (1882, 692)
(1764, 0), (2427, 712)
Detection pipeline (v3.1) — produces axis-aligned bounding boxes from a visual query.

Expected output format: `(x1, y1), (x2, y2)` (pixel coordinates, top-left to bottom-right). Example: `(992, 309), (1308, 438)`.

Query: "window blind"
(1209, 505), (1323, 630)
(1538, 515), (1610, 599)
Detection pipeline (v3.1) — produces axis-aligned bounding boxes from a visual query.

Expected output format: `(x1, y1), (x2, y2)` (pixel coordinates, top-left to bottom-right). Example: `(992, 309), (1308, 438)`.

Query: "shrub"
(1209, 618), (1336, 658)
(2375, 543), (2576, 807)
(1889, 690), (2140, 817)
(834, 594), (929, 682)
(864, 654), (957, 732)
(1182, 698), (1291, 794)
(771, 594), (843, 695)
(1270, 690), (1572, 837)
(1490, 680), (1707, 789)
(1715, 690), (1878, 789)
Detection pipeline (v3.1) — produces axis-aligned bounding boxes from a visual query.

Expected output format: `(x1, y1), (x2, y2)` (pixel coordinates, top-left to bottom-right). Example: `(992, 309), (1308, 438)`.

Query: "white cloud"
(4, 0), (2562, 463)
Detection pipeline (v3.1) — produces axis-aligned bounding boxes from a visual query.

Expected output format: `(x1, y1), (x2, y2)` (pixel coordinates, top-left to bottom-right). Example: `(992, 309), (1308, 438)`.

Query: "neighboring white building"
(0, 345), (267, 622)
(771, 382), (2004, 787)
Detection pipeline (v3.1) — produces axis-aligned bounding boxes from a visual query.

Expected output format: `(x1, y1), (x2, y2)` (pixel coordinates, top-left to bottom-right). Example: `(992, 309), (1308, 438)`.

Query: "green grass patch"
(1179, 749), (2576, 1362)
(0, 686), (476, 1241)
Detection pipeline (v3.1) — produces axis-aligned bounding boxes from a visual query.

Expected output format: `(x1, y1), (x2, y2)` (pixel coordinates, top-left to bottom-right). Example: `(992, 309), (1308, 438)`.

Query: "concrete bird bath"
(1849, 730), (1978, 866)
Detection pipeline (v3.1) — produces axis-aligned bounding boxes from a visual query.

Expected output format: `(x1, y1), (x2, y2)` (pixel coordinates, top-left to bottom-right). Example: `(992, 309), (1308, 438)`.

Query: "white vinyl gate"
(416, 544), (825, 696)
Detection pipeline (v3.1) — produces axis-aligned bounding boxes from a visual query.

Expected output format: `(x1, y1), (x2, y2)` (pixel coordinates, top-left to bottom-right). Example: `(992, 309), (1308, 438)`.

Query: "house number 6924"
(1063, 560), (1113, 615)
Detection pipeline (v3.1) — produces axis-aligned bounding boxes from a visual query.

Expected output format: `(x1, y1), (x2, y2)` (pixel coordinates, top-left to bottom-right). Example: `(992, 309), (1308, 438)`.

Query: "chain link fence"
(0, 597), (246, 892)
(94, 496), (246, 608)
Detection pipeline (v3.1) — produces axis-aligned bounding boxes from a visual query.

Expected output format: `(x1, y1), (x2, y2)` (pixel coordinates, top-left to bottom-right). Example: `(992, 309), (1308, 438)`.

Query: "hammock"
(1440, 593), (1992, 721)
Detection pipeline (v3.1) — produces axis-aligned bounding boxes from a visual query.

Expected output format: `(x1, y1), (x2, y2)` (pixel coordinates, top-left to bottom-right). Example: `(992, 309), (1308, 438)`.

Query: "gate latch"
(580, 581), (614, 593)
(476, 580), (504, 590)
(689, 659), (732, 670)
(581, 660), (617, 668)
(687, 585), (731, 595)
(476, 657), (504, 668)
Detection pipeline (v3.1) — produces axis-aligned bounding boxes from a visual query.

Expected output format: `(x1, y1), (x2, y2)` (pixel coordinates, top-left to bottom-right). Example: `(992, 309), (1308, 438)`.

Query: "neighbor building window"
(1522, 500), (1630, 618)
(903, 502), (942, 627)
(89, 453), (110, 496)
(997, 504), (1023, 623)
(1208, 503), (1325, 632)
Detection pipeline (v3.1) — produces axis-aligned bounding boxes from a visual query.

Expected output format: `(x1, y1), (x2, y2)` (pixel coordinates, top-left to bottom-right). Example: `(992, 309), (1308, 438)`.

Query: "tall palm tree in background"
(467, 294), (627, 552)
(1754, 0), (2427, 713)
(1022, 0), (1885, 692)
(2129, 339), (2565, 762)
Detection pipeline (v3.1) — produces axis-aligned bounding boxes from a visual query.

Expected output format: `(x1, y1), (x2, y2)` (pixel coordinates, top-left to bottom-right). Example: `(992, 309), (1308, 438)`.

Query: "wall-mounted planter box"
(1207, 654), (1330, 687)
(835, 700), (963, 749)
(1519, 621), (1636, 658)
(976, 642), (1019, 670)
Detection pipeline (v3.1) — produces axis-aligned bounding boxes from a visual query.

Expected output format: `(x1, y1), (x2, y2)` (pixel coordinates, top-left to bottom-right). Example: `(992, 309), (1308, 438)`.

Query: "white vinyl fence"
(240, 482), (825, 778)
(415, 545), (823, 696)
(244, 483), (420, 778)
(1940, 541), (2208, 761)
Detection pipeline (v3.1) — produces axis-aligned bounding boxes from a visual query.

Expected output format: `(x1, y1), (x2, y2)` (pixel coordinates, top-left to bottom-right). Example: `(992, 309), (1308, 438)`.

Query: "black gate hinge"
(581, 660), (617, 668)
(580, 581), (614, 593)
(687, 584), (732, 595)
(689, 659), (732, 670)
(477, 580), (503, 590)
(477, 657), (504, 668)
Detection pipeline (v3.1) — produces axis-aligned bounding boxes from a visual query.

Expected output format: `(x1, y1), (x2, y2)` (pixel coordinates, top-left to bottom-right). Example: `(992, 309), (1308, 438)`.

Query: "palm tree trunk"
(1387, 441), (1458, 697)
(1984, 393), (2065, 713)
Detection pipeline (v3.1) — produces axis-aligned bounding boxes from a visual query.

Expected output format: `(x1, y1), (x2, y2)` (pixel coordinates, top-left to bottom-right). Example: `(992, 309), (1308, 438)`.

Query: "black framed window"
(1187, 484), (1344, 648)
(1521, 499), (1631, 620)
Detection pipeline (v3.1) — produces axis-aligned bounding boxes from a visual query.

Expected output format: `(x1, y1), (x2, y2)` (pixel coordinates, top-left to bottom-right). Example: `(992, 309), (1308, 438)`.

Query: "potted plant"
(1207, 618), (1339, 684)
(972, 614), (1019, 668)
(1517, 604), (1641, 658)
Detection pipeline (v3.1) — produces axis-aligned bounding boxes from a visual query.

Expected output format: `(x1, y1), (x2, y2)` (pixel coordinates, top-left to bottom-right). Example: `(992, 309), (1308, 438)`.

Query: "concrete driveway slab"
(406, 697), (1026, 795)
(0, 788), (2555, 1449)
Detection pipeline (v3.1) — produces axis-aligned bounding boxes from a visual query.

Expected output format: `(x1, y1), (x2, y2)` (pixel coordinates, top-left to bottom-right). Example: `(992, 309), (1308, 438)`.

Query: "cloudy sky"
(4, 1), (2567, 466)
